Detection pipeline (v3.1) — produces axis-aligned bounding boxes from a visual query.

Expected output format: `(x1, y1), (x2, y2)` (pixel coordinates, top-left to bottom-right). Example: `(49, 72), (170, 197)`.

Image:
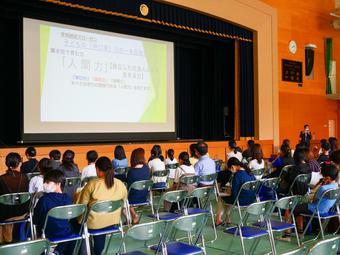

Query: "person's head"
(252, 144), (263, 164)
(189, 143), (198, 158)
(5, 152), (22, 171)
(62, 150), (75, 170)
(320, 139), (328, 146)
(321, 142), (331, 153)
(280, 144), (291, 158)
(329, 137), (338, 152)
(330, 150), (340, 167)
(227, 157), (241, 172)
(304, 124), (310, 131)
(293, 147), (308, 164)
(150, 145), (162, 160)
(282, 139), (290, 148)
(49, 150), (61, 161)
(195, 141), (208, 157)
(43, 169), (65, 193)
(178, 151), (191, 166)
(320, 162), (338, 182)
(247, 140), (255, 149)
(38, 158), (53, 175)
(228, 140), (237, 153)
(86, 150), (98, 164)
(114, 145), (126, 160)
(167, 149), (175, 161)
(95, 156), (115, 189)
(25, 146), (36, 159)
(130, 148), (146, 167)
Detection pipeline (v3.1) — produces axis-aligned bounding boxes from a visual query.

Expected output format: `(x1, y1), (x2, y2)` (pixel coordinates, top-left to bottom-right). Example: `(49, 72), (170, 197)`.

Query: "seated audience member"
(148, 145), (166, 185)
(33, 170), (74, 255)
(112, 145), (128, 169)
(242, 140), (255, 160)
(330, 150), (340, 185)
(294, 163), (338, 232)
(329, 137), (338, 156)
(49, 149), (62, 170)
(58, 150), (80, 198)
(173, 152), (196, 191)
(283, 147), (311, 195)
(217, 157), (239, 194)
(21, 146), (39, 174)
(308, 149), (321, 173)
(0, 153), (29, 243)
(194, 142), (216, 186)
(216, 160), (255, 225)
(318, 139), (328, 156)
(29, 158), (53, 193)
(227, 140), (243, 162)
(81, 150), (98, 181)
(127, 148), (150, 224)
(189, 143), (199, 166)
(248, 143), (265, 173)
(165, 149), (178, 179)
(266, 144), (294, 178)
(282, 139), (294, 157)
(317, 142), (331, 164)
(77, 157), (127, 255)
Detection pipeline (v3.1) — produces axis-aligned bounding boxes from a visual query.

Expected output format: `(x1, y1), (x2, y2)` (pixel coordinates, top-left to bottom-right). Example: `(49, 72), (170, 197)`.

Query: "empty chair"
(308, 236), (340, 255)
(0, 238), (50, 255)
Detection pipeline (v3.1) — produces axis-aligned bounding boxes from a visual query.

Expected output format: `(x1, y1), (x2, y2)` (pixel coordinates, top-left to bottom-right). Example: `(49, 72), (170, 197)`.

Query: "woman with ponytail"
(77, 156), (127, 255)
(227, 140), (243, 162)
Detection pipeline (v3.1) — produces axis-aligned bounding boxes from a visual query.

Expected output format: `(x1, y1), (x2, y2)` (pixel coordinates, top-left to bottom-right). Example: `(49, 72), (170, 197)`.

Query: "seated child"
(33, 169), (75, 255)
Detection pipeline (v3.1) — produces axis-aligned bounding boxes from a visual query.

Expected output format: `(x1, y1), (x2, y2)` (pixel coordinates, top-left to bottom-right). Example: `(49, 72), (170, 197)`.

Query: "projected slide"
(23, 18), (175, 135)
(40, 25), (166, 123)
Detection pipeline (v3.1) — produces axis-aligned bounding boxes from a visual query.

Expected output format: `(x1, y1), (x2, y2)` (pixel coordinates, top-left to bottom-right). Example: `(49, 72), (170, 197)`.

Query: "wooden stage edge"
(0, 139), (274, 174)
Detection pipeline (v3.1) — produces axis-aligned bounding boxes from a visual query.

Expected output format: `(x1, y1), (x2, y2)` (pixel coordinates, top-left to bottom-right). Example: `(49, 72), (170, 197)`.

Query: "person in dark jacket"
(299, 124), (312, 148)
(317, 142), (331, 164)
(21, 147), (39, 174)
(33, 170), (74, 255)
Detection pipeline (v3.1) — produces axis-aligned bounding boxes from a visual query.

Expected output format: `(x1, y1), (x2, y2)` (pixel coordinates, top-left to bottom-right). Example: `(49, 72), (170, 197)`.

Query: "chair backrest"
(90, 200), (123, 214)
(166, 163), (178, 170)
(288, 173), (311, 195)
(234, 179), (262, 205)
(190, 187), (214, 199)
(81, 176), (97, 187)
(199, 173), (217, 182)
(26, 172), (40, 181)
(114, 167), (129, 175)
(0, 192), (31, 206)
(275, 195), (301, 211)
(245, 200), (273, 218)
(0, 239), (50, 255)
(125, 220), (166, 241)
(129, 180), (153, 192)
(156, 190), (187, 212)
(278, 164), (294, 179)
(252, 168), (264, 177)
(45, 204), (86, 221)
(261, 177), (279, 189)
(180, 175), (199, 185)
(280, 246), (306, 255)
(64, 177), (81, 188)
(308, 236), (340, 255)
(152, 169), (170, 177)
(316, 187), (340, 212)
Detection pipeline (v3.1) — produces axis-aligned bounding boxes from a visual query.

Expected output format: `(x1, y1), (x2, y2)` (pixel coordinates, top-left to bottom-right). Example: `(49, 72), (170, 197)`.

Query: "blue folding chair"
(164, 213), (209, 255)
(308, 235), (340, 255)
(41, 204), (87, 255)
(259, 177), (279, 201)
(152, 170), (170, 191)
(301, 187), (340, 240)
(0, 238), (50, 255)
(224, 200), (276, 255)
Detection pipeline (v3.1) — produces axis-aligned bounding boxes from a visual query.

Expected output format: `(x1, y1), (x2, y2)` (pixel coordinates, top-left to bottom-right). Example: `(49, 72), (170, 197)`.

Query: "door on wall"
(329, 119), (335, 137)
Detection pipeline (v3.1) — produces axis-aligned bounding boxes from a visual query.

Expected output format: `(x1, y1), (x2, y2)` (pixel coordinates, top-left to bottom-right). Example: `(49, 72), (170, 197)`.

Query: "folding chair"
(177, 175), (199, 190)
(81, 176), (97, 187)
(278, 164), (294, 180)
(301, 187), (340, 240)
(114, 167), (129, 181)
(0, 238), (50, 255)
(166, 163), (179, 180)
(41, 204), (87, 255)
(149, 190), (187, 221)
(117, 220), (167, 255)
(280, 246), (306, 255)
(251, 168), (264, 180)
(259, 177), (279, 201)
(184, 187), (217, 242)
(288, 173), (311, 195)
(26, 172), (40, 181)
(0, 192), (32, 241)
(164, 213), (209, 255)
(224, 200), (276, 255)
(63, 177), (82, 197)
(224, 179), (262, 223)
(84, 199), (124, 255)
(199, 173), (218, 200)
(126, 180), (154, 225)
(254, 195), (302, 246)
(214, 159), (223, 172)
(308, 235), (340, 255)
(152, 170), (170, 191)
(29, 191), (44, 239)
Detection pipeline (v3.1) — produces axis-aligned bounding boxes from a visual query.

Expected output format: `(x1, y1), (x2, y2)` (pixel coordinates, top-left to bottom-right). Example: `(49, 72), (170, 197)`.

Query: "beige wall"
(164, 0), (279, 146)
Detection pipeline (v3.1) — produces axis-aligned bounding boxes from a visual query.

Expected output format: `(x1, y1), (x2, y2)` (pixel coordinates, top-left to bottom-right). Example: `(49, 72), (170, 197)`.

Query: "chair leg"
(238, 228), (246, 255)
(83, 225), (91, 255)
(301, 216), (313, 241)
(210, 203), (217, 242)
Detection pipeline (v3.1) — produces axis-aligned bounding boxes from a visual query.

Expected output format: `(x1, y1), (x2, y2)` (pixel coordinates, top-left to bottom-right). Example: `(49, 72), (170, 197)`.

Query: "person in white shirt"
(81, 150), (98, 181)
(227, 140), (243, 162)
(173, 152), (196, 191)
(165, 149), (178, 179)
(148, 145), (166, 184)
(29, 158), (53, 193)
(248, 144), (265, 179)
(189, 143), (199, 167)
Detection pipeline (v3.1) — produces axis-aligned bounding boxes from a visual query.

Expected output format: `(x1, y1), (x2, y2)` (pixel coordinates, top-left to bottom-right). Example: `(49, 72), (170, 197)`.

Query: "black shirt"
(20, 159), (39, 174)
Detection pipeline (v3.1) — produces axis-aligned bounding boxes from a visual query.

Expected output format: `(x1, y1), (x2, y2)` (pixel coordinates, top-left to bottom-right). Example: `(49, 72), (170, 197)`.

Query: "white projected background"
(23, 18), (175, 134)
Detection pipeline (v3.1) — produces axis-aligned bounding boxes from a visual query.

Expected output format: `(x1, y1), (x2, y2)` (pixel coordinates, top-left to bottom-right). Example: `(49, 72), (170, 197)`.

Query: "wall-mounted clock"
(289, 40), (297, 54)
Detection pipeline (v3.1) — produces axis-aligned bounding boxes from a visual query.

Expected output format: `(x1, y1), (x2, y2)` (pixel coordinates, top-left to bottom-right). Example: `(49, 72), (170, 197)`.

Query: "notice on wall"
(282, 59), (302, 83)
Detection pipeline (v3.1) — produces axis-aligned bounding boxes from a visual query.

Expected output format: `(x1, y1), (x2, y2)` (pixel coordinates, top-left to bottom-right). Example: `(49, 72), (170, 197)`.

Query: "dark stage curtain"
(239, 41), (254, 137)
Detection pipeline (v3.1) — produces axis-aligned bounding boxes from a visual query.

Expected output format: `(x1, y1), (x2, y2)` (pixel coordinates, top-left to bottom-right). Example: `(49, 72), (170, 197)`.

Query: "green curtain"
(325, 38), (333, 94)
